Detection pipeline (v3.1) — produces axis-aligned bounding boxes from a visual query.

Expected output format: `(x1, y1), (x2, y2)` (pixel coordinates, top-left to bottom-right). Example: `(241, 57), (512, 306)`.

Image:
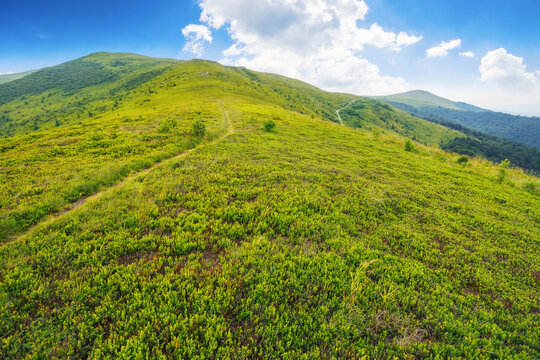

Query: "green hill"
(0, 69), (37, 84)
(340, 99), (540, 172)
(375, 91), (540, 150)
(0, 53), (539, 359)
(374, 90), (487, 112)
(396, 103), (540, 150)
(337, 97), (464, 146)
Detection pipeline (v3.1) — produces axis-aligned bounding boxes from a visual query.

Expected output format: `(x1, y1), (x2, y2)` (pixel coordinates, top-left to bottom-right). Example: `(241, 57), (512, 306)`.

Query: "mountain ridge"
(374, 90), (540, 150)
(0, 69), (38, 84)
(373, 90), (488, 112)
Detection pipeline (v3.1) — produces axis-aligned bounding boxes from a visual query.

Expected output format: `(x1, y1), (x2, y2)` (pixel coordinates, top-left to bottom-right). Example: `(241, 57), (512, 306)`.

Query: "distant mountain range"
(374, 90), (540, 150)
(0, 69), (37, 84)
(375, 90), (488, 112)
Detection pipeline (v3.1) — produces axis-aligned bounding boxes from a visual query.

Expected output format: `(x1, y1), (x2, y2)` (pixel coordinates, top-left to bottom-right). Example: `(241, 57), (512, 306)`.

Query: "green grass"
(0, 55), (356, 240)
(0, 53), (539, 359)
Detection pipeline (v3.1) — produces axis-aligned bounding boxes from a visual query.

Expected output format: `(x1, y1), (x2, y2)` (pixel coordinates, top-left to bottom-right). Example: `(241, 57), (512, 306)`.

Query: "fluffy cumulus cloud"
(181, 24), (213, 57)
(426, 39), (461, 58)
(479, 48), (538, 88)
(184, 0), (423, 94)
(459, 51), (475, 58)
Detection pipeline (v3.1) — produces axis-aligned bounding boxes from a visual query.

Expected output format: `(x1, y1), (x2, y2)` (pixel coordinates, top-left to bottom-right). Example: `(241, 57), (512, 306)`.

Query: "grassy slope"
(0, 54), (355, 239)
(0, 54), (539, 358)
(339, 98), (464, 146)
(0, 53), (178, 137)
(0, 70), (37, 84)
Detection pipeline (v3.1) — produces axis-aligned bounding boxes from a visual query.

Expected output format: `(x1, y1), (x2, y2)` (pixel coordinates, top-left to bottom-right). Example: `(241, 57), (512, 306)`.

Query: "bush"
(404, 139), (415, 152)
(158, 118), (177, 133)
(523, 182), (537, 192)
(498, 158), (510, 183)
(263, 120), (276, 132)
(457, 156), (468, 165)
(192, 119), (206, 137)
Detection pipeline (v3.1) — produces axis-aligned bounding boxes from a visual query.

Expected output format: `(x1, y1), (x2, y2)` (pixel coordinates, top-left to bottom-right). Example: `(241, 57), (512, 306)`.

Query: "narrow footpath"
(336, 98), (360, 126)
(12, 110), (235, 243)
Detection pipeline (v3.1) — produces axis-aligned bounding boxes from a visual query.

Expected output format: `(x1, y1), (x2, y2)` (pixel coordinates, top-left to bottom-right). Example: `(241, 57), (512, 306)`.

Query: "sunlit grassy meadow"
(0, 53), (538, 358)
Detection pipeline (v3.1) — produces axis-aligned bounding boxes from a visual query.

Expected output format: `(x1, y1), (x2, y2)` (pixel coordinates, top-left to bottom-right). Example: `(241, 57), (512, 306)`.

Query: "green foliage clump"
(457, 155), (469, 165)
(263, 119), (276, 132)
(498, 158), (510, 183)
(404, 139), (415, 152)
(192, 119), (206, 137)
(523, 182), (537, 192)
(158, 118), (177, 133)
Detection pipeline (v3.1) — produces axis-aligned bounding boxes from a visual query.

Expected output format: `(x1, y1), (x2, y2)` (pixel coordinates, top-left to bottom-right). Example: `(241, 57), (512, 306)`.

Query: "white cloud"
(311, 57), (406, 94)
(181, 24), (213, 57)
(354, 24), (422, 51)
(459, 51), (475, 58)
(479, 48), (537, 87)
(473, 48), (540, 114)
(396, 32), (423, 48)
(192, 0), (422, 94)
(0, 72), (14, 75)
(426, 39), (461, 58)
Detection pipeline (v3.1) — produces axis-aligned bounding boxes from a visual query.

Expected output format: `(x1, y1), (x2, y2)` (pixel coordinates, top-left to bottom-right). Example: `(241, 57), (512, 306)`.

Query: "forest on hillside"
(386, 101), (540, 150)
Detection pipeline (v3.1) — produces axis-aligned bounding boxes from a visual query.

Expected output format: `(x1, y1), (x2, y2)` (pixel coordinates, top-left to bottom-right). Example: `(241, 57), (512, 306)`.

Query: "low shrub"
(263, 120), (276, 132)
(192, 119), (206, 137)
(457, 156), (469, 165)
(404, 139), (415, 152)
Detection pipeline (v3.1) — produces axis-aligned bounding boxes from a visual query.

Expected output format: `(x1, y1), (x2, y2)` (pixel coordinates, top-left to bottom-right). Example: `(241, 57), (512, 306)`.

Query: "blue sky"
(1, 0), (540, 115)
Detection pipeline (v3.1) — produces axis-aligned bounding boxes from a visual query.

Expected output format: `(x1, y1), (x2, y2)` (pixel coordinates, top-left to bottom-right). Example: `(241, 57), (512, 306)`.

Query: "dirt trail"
(11, 110), (234, 243)
(336, 98), (360, 126)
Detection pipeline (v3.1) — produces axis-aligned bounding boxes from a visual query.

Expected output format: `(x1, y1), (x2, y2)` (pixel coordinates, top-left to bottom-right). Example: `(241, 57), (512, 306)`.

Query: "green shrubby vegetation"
(0, 53), (539, 358)
(410, 106), (540, 150)
(191, 119), (206, 137)
(353, 100), (540, 172)
(0, 54), (354, 240)
(263, 119), (276, 132)
(498, 159), (511, 183)
(0, 59), (117, 105)
(457, 155), (469, 165)
(385, 101), (540, 151)
(404, 139), (415, 152)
